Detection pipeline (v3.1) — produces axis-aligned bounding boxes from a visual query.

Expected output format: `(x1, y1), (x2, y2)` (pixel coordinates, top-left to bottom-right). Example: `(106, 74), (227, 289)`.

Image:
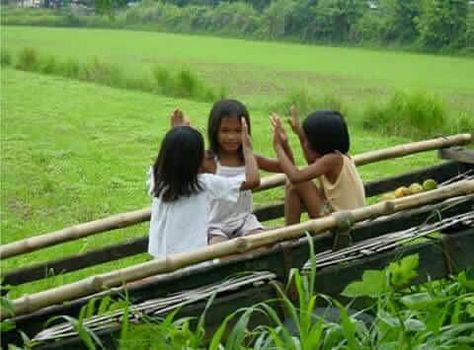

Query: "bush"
(61, 58), (81, 79)
(362, 91), (447, 138)
(1, 50), (12, 67)
(15, 47), (39, 71)
(270, 88), (346, 120)
(40, 55), (57, 74)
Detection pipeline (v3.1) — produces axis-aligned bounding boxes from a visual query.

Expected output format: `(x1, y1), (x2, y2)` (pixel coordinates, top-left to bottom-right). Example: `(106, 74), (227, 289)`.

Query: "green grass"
(3, 26), (474, 118)
(1, 68), (440, 297)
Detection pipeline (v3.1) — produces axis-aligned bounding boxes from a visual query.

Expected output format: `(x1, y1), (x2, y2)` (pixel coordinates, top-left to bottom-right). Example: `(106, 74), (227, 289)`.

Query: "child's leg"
(208, 229), (229, 245)
(285, 180), (322, 225)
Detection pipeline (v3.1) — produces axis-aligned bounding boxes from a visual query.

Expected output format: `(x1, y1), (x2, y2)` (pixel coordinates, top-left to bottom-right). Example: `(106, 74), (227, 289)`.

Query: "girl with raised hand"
(202, 99), (294, 244)
(147, 109), (259, 259)
(271, 109), (365, 224)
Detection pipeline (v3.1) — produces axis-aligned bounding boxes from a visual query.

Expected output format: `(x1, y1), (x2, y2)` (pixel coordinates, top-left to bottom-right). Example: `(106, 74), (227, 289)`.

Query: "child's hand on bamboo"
(170, 108), (190, 128)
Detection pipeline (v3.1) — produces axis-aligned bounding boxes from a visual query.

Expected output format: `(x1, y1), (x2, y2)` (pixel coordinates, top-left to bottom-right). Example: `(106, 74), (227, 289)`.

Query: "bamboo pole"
(6, 179), (473, 319)
(0, 208), (151, 259)
(1, 133), (471, 260)
(256, 133), (472, 191)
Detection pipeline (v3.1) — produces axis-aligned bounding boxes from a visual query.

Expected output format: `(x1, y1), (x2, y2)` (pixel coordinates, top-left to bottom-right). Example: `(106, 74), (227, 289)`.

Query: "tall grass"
(362, 91), (447, 138)
(8, 47), (222, 103)
(267, 88), (347, 119)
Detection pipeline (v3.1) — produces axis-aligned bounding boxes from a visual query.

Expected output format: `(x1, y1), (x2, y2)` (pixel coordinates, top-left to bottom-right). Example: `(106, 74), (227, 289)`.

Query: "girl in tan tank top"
(271, 108), (365, 225)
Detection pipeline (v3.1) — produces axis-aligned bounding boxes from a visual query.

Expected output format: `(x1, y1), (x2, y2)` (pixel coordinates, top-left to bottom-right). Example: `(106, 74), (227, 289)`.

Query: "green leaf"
(387, 254), (419, 288)
(341, 270), (389, 298)
(400, 292), (445, 310)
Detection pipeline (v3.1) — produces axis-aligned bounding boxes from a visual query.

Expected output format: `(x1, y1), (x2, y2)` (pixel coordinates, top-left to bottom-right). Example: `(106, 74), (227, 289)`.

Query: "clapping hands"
(170, 108), (190, 128)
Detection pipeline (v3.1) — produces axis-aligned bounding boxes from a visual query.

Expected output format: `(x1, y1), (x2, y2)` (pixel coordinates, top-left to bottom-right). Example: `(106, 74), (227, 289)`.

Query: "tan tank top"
(320, 154), (366, 211)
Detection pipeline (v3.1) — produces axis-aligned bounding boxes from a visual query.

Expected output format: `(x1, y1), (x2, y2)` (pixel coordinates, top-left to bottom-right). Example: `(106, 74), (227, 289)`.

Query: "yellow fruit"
(394, 186), (410, 198)
(422, 179), (438, 191)
(409, 183), (423, 194)
(381, 192), (396, 201)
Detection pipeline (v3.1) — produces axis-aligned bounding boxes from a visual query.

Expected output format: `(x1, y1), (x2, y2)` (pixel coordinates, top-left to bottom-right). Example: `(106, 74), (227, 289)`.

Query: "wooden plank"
(3, 187), (471, 287)
(314, 227), (474, 296)
(438, 148), (474, 165)
(7, 227), (473, 348)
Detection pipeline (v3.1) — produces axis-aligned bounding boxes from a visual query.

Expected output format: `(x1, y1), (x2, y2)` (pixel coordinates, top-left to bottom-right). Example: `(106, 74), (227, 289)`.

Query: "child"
(271, 109), (365, 224)
(202, 99), (294, 244)
(147, 110), (259, 259)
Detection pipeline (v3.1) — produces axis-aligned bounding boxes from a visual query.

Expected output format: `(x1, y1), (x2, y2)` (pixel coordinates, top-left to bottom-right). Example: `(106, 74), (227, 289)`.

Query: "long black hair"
(152, 126), (204, 202)
(302, 110), (350, 155)
(207, 99), (251, 158)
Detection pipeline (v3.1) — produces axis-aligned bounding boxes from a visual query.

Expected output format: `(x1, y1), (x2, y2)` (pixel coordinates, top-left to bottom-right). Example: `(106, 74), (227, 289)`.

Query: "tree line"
(136, 0), (473, 52)
(6, 0), (473, 53)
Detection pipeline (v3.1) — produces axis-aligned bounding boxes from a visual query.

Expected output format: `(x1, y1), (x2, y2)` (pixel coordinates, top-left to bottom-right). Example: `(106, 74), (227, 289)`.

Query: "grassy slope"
(1, 68), (439, 297)
(4, 26), (474, 115)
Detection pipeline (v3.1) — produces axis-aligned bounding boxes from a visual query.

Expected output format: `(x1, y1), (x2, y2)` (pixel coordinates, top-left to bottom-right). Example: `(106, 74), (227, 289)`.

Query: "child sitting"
(271, 109), (365, 224)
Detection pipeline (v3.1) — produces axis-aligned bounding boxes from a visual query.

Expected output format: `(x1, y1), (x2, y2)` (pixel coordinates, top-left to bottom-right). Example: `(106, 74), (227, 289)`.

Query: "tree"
(416, 0), (469, 49)
(312, 0), (366, 42)
(378, 0), (420, 43)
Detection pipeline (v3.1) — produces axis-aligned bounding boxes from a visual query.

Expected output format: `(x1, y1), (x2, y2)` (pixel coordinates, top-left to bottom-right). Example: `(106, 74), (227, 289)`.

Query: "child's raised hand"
(170, 108), (190, 128)
(270, 113), (284, 149)
(241, 117), (252, 151)
(287, 105), (302, 135)
(272, 113), (289, 144)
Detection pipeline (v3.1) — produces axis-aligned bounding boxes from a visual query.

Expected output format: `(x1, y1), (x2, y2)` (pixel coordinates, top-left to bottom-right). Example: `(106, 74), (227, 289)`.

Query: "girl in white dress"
(202, 99), (294, 244)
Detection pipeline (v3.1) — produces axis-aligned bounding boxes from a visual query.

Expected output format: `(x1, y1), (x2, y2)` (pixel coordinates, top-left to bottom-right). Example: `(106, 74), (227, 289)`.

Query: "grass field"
(4, 26), (474, 115)
(1, 26), (470, 298)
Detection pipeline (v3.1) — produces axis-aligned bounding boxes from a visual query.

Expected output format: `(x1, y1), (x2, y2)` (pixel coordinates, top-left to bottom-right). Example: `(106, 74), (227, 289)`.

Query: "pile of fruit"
(380, 179), (438, 201)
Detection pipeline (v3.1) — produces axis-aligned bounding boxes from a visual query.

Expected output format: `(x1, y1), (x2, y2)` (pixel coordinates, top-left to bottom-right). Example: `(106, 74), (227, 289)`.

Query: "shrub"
(1, 50), (12, 67)
(270, 88), (346, 120)
(80, 58), (124, 86)
(61, 58), (81, 79)
(362, 91), (447, 138)
(40, 55), (57, 74)
(16, 47), (40, 71)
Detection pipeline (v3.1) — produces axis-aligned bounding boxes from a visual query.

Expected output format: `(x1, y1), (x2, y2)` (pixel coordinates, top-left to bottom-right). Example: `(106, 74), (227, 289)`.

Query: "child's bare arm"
(240, 118), (260, 190)
(288, 106), (312, 164)
(272, 115), (336, 183)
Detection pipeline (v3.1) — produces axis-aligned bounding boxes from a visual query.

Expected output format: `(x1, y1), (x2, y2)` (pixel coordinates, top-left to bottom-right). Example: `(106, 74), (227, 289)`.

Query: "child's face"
(218, 116), (242, 153)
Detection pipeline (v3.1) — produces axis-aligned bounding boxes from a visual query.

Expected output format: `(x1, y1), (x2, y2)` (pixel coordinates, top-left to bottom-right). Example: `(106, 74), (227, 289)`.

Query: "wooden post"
(5, 180), (473, 319)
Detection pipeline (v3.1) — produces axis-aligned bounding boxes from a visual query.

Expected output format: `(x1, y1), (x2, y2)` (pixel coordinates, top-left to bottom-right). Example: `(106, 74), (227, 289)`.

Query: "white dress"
(147, 172), (242, 259)
(208, 162), (263, 238)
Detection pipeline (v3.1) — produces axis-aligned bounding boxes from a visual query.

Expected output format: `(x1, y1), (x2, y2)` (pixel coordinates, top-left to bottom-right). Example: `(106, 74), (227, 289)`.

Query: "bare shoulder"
(322, 152), (344, 179)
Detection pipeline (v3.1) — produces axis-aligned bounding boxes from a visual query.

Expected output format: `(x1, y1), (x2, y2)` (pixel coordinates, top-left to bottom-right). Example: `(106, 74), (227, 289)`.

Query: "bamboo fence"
(4, 179), (472, 319)
(0, 133), (471, 260)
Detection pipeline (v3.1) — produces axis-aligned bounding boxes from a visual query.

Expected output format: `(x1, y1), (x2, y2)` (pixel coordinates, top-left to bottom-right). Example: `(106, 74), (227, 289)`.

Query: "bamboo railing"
(5, 179), (473, 319)
(0, 133), (471, 260)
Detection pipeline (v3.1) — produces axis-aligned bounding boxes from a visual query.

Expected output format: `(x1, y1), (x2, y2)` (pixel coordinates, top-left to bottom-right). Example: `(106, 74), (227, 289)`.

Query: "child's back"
(319, 153), (365, 211)
(148, 171), (243, 258)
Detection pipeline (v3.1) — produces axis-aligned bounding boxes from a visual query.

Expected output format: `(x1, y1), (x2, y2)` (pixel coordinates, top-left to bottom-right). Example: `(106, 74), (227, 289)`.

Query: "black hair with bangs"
(207, 99), (251, 158)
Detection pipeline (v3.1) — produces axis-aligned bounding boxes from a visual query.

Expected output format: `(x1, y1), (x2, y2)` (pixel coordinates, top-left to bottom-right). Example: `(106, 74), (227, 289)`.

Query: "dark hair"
(207, 99), (251, 158)
(152, 126), (204, 202)
(302, 110), (350, 155)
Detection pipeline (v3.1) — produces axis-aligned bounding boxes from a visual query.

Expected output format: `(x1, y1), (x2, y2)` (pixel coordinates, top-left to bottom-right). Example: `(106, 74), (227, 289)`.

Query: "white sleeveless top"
(208, 162), (253, 229)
